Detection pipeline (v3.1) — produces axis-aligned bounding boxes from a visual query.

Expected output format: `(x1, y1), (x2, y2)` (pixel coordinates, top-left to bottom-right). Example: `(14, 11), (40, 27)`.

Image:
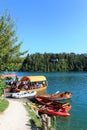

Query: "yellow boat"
(19, 76), (48, 95)
(4, 75), (48, 96)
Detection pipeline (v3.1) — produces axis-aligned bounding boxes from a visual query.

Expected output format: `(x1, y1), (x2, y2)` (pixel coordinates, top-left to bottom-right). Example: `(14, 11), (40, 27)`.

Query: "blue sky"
(0, 0), (87, 54)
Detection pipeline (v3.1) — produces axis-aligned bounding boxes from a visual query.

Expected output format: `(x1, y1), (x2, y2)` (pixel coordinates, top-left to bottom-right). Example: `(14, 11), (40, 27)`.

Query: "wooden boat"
(11, 91), (37, 98)
(39, 106), (70, 116)
(35, 97), (72, 112)
(16, 76), (48, 94)
(1, 73), (17, 82)
(35, 91), (72, 101)
(3, 75), (48, 96)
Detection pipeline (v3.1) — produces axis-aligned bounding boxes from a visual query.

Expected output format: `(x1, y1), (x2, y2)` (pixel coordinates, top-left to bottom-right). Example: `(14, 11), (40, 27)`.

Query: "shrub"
(0, 77), (6, 96)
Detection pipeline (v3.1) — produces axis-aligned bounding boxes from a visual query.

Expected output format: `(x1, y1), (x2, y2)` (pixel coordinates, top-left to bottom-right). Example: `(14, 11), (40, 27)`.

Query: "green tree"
(21, 52), (87, 72)
(0, 11), (28, 71)
(0, 76), (5, 96)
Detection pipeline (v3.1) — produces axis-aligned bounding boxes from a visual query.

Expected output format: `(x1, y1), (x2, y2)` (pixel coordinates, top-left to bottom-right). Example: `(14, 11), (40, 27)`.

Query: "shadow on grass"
(26, 119), (42, 130)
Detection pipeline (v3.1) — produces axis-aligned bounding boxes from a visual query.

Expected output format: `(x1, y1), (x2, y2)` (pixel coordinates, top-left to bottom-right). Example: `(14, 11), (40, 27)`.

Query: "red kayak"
(39, 106), (70, 117)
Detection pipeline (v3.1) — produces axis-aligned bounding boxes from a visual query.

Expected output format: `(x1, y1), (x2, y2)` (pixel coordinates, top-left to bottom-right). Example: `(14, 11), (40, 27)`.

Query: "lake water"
(1, 72), (87, 130)
(46, 72), (87, 130)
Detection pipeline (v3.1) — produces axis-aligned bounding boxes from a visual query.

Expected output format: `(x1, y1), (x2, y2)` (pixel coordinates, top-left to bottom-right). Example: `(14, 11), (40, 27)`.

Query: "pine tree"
(0, 11), (28, 71)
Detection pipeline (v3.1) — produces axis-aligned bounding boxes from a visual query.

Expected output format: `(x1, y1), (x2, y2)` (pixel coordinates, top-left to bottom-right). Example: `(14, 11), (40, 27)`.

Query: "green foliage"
(0, 98), (9, 112)
(0, 77), (6, 96)
(20, 53), (87, 72)
(0, 11), (28, 71)
(50, 116), (56, 129)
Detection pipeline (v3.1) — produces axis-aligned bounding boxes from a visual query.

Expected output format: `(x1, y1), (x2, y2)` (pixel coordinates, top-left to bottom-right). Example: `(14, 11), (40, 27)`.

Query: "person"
(36, 82), (40, 88)
(24, 84), (28, 90)
(15, 76), (19, 82)
(10, 82), (16, 92)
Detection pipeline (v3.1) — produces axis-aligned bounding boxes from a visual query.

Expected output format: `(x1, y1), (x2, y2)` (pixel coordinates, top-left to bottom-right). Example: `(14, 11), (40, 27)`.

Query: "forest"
(0, 12), (87, 72)
(20, 52), (87, 72)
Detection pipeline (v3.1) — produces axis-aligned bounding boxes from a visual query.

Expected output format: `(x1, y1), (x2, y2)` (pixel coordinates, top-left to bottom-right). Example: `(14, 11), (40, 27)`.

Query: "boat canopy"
(1, 74), (16, 79)
(21, 76), (47, 82)
(1, 74), (17, 83)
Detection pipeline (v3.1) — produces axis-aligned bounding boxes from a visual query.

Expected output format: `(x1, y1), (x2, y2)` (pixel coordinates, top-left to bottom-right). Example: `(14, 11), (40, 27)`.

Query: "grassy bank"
(25, 102), (42, 130)
(0, 98), (9, 112)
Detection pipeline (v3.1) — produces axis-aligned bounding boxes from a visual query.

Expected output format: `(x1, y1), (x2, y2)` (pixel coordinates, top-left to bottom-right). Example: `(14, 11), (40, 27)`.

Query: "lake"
(1, 72), (87, 130)
(46, 72), (87, 130)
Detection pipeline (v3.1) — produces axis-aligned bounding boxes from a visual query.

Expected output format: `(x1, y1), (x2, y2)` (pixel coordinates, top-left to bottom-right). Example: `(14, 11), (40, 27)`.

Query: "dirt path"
(0, 99), (31, 130)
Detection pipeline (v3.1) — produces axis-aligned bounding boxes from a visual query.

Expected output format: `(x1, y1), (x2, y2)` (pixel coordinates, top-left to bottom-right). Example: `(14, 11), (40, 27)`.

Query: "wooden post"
(46, 115), (51, 129)
(41, 114), (48, 130)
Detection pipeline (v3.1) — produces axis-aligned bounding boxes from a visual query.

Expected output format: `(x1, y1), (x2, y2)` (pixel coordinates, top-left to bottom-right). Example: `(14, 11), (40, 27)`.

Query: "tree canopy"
(20, 52), (87, 72)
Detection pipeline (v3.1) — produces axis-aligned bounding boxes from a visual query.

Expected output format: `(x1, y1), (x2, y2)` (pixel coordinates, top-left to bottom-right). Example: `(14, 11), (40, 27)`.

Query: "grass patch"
(25, 102), (42, 130)
(0, 98), (9, 112)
